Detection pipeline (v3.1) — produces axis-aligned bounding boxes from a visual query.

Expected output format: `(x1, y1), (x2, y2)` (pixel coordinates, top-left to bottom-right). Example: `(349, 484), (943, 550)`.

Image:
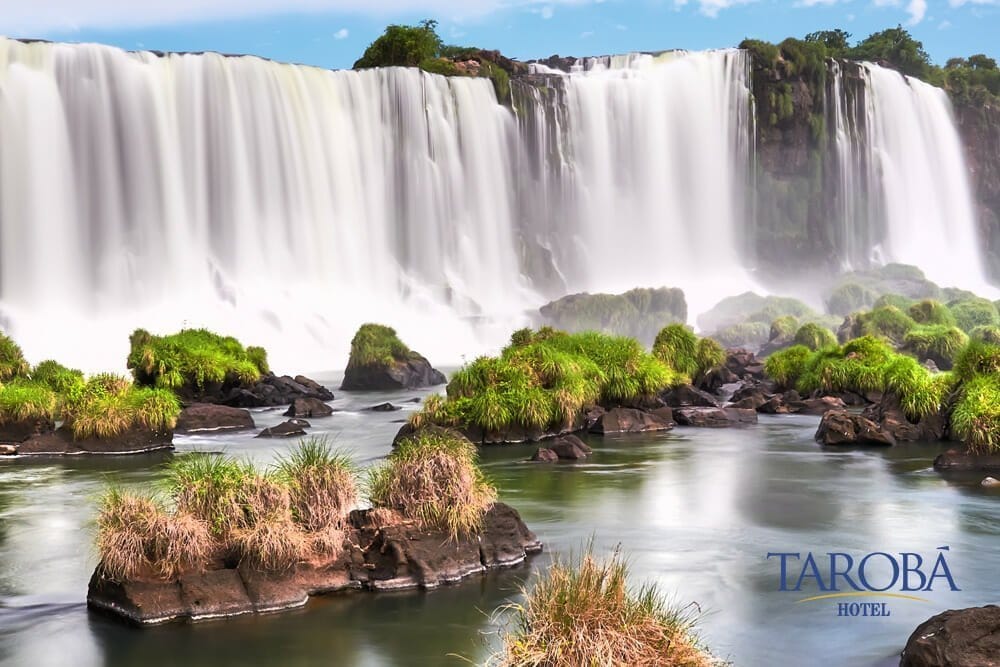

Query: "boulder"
(284, 398), (334, 418)
(660, 385), (720, 408)
(0, 417), (55, 443)
(530, 447), (559, 462)
(934, 450), (1000, 473)
(15, 424), (173, 455)
(256, 419), (310, 438)
(982, 477), (1000, 488)
(0, 444), (17, 455)
(176, 403), (255, 434)
(900, 605), (1000, 667)
(757, 396), (791, 414)
(589, 407), (674, 435)
(862, 394), (947, 442)
(815, 410), (895, 446)
(368, 402), (401, 412)
(341, 355), (446, 391)
(223, 373), (334, 408)
(672, 407), (758, 428)
(549, 435), (592, 460)
(788, 396), (847, 415)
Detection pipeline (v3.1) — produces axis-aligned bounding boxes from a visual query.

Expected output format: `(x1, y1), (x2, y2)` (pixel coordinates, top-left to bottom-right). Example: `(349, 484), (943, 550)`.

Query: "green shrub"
(354, 20), (442, 69)
(969, 325), (1000, 345)
(368, 428), (496, 537)
(873, 294), (915, 311)
(418, 57), (461, 76)
(951, 375), (1000, 454)
(909, 300), (957, 326)
(0, 380), (58, 424)
(697, 292), (814, 332)
(902, 325), (969, 369)
(127, 328), (269, 392)
(694, 338), (725, 378)
(539, 288), (686, 343)
(953, 340), (1000, 383)
(276, 438), (358, 537)
(710, 322), (770, 349)
(346, 323), (412, 367)
(857, 306), (917, 345)
(652, 324), (699, 377)
(793, 323), (837, 351)
(764, 345), (811, 388)
(949, 298), (1000, 333)
(30, 360), (85, 395)
(0, 332), (29, 382)
(769, 316), (798, 341)
(827, 283), (876, 316)
(65, 375), (181, 440)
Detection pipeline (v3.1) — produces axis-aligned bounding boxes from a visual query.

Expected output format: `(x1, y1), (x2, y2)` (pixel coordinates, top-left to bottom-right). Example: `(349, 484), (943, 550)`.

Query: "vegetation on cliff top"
(539, 287), (687, 344)
(127, 328), (269, 394)
(494, 547), (712, 667)
(347, 323), (413, 367)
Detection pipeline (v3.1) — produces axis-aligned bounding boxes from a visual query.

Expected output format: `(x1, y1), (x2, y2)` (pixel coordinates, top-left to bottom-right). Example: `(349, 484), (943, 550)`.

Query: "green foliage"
(873, 294), (915, 311)
(938, 54), (1000, 106)
(902, 325), (969, 369)
(354, 19), (442, 69)
(346, 323), (413, 368)
(793, 323), (837, 351)
(698, 292), (814, 332)
(770, 316), (799, 341)
(127, 328), (268, 393)
(418, 57), (461, 76)
(764, 345), (811, 388)
(0, 332), (29, 382)
(847, 25), (931, 78)
(951, 375), (1000, 454)
(168, 454), (256, 534)
(694, 338), (725, 378)
(652, 324), (698, 377)
(805, 29), (851, 55)
(969, 325), (1000, 345)
(64, 374), (180, 440)
(539, 288), (686, 344)
(368, 428), (496, 537)
(827, 283), (876, 316)
(948, 298), (1000, 333)
(711, 322), (770, 349)
(740, 39), (780, 65)
(856, 306), (917, 345)
(0, 380), (58, 424)
(953, 340), (1000, 383)
(30, 360), (85, 395)
(908, 300), (957, 326)
(480, 60), (511, 100)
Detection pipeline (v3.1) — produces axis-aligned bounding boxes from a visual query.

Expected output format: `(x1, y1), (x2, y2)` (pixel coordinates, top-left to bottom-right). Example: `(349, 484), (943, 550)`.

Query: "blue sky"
(3, 1), (998, 69)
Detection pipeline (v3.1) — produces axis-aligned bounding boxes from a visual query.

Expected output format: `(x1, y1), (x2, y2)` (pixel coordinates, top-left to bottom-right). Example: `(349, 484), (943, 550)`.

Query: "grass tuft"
(902, 325), (968, 369)
(0, 332), (30, 382)
(494, 547), (713, 667)
(127, 328), (268, 393)
(0, 380), (58, 424)
(346, 323), (412, 367)
(908, 300), (957, 327)
(65, 375), (180, 440)
(793, 323), (837, 351)
(951, 375), (1000, 454)
(276, 437), (358, 537)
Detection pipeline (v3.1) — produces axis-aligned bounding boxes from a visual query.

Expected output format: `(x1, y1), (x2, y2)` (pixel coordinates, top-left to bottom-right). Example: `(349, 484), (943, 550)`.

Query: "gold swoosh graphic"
(795, 592), (929, 604)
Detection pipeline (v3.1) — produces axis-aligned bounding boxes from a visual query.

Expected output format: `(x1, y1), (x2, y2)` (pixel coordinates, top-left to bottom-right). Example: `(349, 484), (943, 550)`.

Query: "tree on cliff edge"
(354, 19), (442, 69)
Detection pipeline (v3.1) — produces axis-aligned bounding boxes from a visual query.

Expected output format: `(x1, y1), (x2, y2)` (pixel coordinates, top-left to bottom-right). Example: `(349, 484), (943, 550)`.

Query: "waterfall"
(0, 39), (758, 371)
(827, 60), (993, 294)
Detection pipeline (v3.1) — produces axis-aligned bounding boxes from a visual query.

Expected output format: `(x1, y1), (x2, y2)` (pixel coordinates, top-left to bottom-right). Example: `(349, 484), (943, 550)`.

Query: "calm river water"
(1, 373), (997, 666)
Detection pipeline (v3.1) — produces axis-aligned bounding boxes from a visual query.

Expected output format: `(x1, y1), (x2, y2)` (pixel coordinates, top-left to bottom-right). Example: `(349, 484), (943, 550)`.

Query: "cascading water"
(826, 60), (994, 294)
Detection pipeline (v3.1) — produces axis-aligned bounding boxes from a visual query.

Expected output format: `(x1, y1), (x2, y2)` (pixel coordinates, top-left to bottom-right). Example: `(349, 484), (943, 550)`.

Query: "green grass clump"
(346, 323), (413, 367)
(0, 332), (29, 382)
(652, 324), (698, 377)
(764, 345), (812, 388)
(902, 325), (969, 369)
(494, 547), (712, 667)
(539, 288), (686, 343)
(710, 321), (770, 349)
(951, 375), (1000, 454)
(909, 300), (957, 327)
(65, 374), (180, 440)
(30, 360), (85, 395)
(694, 338), (725, 378)
(127, 328), (269, 393)
(949, 298), (1000, 333)
(953, 340), (1000, 383)
(970, 325), (1000, 345)
(857, 306), (917, 345)
(873, 294), (915, 311)
(827, 283), (876, 317)
(770, 315), (799, 341)
(793, 323), (837, 351)
(168, 454), (254, 534)
(368, 428), (496, 538)
(0, 380), (58, 424)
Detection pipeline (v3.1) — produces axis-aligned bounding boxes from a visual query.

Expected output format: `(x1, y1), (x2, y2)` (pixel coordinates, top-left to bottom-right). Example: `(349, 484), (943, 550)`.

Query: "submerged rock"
(548, 435), (592, 460)
(934, 450), (1000, 473)
(14, 424), (173, 455)
(815, 410), (895, 446)
(256, 419), (310, 438)
(368, 402), (401, 412)
(660, 385), (720, 408)
(900, 605), (1000, 667)
(672, 407), (757, 428)
(87, 502), (541, 626)
(530, 447), (559, 462)
(176, 403), (255, 434)
(589, 407), (674, 435)
(284, 397), (334, 418)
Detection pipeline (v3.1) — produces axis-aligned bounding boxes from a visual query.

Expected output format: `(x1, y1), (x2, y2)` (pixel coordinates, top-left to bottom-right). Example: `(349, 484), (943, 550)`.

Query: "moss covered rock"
(341, 324), (445, 391)
(539, 287), (686, 345)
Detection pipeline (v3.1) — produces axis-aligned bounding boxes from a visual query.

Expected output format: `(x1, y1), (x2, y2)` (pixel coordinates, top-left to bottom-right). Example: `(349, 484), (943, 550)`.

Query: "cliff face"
(953, 100), (1000, 279)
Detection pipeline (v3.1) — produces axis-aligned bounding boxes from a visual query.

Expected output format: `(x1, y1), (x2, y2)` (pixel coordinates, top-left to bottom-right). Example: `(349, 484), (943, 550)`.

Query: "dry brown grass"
(277, 438), (358, 536)
(495, 548), (715, 667)
(230, 475), (309, 571)
(149, 512), (214, 579)
(367, 429), (496, 538)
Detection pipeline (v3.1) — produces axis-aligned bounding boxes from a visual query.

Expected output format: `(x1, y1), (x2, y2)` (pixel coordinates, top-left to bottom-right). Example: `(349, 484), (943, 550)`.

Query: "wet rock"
(530, 447), (558, 462)
(589, 407), (674, 435)
(673, 407), (758, 427)
(15, 425), (173, 455)
(256, 419), (310, 438)
(934, 450), (1000, 473)
(699, 365), (740, 393)
(549, 435), (592, 460)
(660, 385), (720, 408)
(0, 444), (16, 455)
(862, 394), (946, 442)
(0, 417), (55, 443)
(815, 410), (895, 446)
(341, 355), (446, 391)
(284, 397), (334, 418)
(789, 396), (847, 415)
(176, 403), (255, 434)
(981, 477), (1000, 487)
(223, 373), (334, 408)
(900, 605), (1000, 667)
(368, 402), (401, 412)
(758, 396), (790, 414)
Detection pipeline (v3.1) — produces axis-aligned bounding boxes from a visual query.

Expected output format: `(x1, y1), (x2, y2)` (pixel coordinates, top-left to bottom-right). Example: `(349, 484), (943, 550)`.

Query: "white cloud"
(579, 29), (594, 37)
(938, 18), (952, 27)
(540, 6), (555, 18)
(615, 23), (627, 30)
(949, 0), (999, 5)
(333, 27), (349, 39)
(695, 0), (756, 18)
(906, 0), (926, 23)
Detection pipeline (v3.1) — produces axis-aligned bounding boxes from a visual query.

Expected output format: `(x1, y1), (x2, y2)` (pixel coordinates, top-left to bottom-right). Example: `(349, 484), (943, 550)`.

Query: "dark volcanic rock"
(530, 447), (559, 462)
(815, 410), (895, 446)
(660, 385), (720, 408)
(15, 424), (173, 456)
(0, 417), (55, 443)
(672, 407), (758, 428)
(934, 450), (1000, 473)
(87, 502), (541, 625)
(368, 402), (401, 412)
(222, 373), (334, 408)
(549, 435), (592, 460)
(256, 419), (310, 438)
(284, 397), (334, 418)
(341, 355), (446, 392)
(589, 407), (674, 435)
(176, 403), (255, 434)
(862, 393), (946, 443)
(900, 605), (1000, 667)
(788, 396), (847, 415)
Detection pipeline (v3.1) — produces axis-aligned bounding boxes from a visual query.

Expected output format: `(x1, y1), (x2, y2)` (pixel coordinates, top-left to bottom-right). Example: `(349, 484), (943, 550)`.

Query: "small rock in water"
(530, 447), (559, 463)
(256, 420), (310, 438)
(0, 444), (16, 455)
(981, 477), (1000, 487)
(368, 402), (401, 412)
